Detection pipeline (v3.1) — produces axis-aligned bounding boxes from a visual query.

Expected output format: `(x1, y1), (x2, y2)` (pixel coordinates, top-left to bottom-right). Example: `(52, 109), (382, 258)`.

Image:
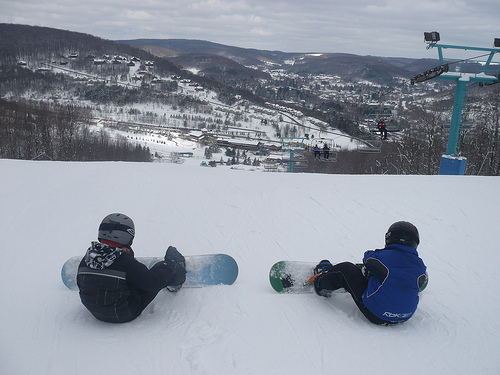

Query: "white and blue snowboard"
(62, 254), (238, 290)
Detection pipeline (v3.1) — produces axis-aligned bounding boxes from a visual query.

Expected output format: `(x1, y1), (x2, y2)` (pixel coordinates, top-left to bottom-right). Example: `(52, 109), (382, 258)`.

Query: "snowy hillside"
(0, 159), (499, 374)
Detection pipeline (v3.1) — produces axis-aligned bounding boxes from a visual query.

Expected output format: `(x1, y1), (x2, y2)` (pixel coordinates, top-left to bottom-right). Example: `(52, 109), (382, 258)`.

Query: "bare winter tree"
(461, 89), (500, 175)
(400, 105), (446, 174)
(0, 99), (151, 162)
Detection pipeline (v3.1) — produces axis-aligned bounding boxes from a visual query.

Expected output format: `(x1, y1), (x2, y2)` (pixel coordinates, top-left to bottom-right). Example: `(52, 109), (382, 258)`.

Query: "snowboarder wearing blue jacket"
(313, 221), (428, 325)
(77, 213), (186, 323)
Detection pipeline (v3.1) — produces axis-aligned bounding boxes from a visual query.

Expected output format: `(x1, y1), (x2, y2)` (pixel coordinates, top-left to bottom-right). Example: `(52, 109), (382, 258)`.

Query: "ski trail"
(2, 161), (500, 374)
(279, 304), (322, 373)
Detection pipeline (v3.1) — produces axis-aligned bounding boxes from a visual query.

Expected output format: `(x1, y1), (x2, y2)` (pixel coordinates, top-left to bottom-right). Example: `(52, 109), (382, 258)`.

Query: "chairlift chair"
(357, 139), (382, 153)
(309, 138), (337, 162)
(368, 118), (401, 134)
(318, 151), (337, 162)
(284, 155), (308, 168)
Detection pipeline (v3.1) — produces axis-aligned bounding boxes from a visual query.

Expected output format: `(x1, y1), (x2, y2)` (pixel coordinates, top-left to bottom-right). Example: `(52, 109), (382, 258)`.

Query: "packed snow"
(0, 158), (499, 374)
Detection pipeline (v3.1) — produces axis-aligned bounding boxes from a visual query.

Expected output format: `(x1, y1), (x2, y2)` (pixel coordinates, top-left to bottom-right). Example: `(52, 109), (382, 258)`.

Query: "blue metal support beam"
(280, 137), (306, 173)
(414, 35), (500, 174)
(446, 79), (468, 156)
(289, 150), (295, 173)
(482, 51), (497, 73)
(428, 42), (500, 54)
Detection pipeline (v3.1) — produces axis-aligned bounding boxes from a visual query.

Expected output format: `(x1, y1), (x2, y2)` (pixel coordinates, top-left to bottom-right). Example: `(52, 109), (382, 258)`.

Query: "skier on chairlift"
(322, 142), (330, 160)
(378, 118), (388, 140)
(313, 144), (321, 159)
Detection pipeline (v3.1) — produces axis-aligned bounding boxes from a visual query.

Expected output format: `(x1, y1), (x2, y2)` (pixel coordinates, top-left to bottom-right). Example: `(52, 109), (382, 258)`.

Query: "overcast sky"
(2, 0), (500, 59)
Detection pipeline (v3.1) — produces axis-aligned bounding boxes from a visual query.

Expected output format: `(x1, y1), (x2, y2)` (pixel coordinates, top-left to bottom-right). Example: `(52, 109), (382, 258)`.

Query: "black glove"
(164, 246), (184, 264)
(164, 246), (186, 292)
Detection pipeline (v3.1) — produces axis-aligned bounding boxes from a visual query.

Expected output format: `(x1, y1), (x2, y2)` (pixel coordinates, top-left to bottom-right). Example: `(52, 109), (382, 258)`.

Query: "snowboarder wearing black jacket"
(77, 213), (186, 323)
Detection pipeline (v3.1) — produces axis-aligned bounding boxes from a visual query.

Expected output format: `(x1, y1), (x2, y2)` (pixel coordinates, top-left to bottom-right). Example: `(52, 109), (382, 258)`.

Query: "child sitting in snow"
(77, 213), (186, 323)
(312, 221), (427, 325)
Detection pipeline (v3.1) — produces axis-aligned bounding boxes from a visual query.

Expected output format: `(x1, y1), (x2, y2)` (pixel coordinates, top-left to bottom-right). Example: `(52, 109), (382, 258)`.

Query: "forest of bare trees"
(0, 99), (151, 161)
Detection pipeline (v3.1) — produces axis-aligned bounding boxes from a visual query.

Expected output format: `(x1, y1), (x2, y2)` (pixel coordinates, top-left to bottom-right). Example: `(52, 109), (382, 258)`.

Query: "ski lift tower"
(411, 32), (500, 175)
(281, 137), (306, 173)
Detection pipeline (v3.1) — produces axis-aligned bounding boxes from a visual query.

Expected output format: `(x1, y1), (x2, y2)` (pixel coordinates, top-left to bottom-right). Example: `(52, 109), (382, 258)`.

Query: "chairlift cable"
(445, 52), (497, 67)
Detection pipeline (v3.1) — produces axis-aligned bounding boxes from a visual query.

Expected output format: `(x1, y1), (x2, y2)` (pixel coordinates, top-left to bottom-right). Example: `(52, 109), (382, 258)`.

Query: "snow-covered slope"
(0, 159), (498, 374)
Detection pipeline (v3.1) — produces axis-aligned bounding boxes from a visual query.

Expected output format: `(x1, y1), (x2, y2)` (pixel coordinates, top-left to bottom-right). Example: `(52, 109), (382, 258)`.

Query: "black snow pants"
(315, 262), (394, 325)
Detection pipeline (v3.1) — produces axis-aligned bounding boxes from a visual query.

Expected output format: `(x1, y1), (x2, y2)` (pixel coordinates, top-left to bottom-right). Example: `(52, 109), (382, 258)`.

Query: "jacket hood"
(84, 241), (125, 270)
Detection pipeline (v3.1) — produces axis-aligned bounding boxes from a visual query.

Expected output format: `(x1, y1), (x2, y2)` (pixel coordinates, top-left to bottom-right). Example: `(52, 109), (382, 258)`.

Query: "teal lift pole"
(281, 137), (306, 173)
(446, 79), (468, 156)
(289, 149), (295, 172)
(413, 34), (500, 174)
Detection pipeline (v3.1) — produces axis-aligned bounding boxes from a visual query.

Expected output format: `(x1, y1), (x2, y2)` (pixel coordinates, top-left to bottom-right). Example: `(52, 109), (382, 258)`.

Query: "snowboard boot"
(164, 246), (186, 292)
(314, 259), (333, 275)
(313, 263), (334, 297)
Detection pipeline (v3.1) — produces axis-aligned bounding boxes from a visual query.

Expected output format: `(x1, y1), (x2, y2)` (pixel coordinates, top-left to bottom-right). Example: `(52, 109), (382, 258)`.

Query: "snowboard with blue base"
(62, 254), (238, 290)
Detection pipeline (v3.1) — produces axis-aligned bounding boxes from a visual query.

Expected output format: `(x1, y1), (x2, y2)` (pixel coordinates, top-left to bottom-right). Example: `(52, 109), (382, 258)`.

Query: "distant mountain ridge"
(118, 38), (440, 82)
(0, 23), (440, 85)
(117, 38), (293, 66)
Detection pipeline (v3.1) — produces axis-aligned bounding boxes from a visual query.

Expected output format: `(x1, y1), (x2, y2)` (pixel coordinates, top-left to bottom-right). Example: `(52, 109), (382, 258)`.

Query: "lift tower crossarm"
(427, 42), (500, 72)
(417, 33), (500, 174)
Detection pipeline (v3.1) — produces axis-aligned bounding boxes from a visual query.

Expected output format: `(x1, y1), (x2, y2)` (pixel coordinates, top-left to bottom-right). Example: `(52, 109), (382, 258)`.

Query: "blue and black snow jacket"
(362, 243), (427, 322)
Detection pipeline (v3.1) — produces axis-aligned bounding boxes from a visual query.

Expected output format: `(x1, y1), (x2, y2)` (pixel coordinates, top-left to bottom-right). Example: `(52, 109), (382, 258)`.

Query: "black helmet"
(385, 221), (419, 249)
(98, 213), (135, 246)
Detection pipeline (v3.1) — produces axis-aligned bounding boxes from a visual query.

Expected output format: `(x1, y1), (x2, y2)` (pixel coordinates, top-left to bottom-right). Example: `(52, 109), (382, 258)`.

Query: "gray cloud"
(1, 0), (500, 58)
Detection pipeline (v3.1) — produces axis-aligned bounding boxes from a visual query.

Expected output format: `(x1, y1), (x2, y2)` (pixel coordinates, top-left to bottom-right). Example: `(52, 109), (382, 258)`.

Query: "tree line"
(0, 99), (151, 162)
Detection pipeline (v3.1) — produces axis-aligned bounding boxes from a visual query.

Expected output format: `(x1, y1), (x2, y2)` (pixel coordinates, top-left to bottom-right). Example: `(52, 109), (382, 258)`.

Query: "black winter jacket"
(77, 243), (174, 323)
